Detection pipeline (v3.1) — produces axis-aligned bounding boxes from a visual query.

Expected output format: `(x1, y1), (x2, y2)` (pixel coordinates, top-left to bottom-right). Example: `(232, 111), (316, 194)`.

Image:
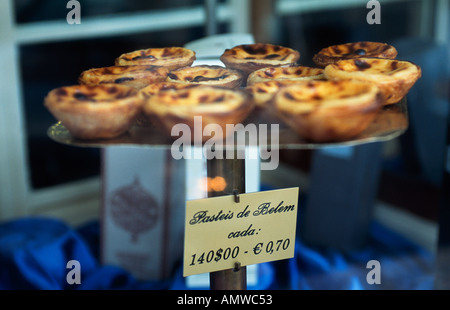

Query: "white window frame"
(0, 0), (250, 224)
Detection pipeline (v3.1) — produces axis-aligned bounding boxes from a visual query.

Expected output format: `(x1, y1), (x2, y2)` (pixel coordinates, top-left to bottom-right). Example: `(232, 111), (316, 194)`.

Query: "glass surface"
(47, 98), (408, 150)
(21, 27), (204, 189)
(14, 0), (205, 24)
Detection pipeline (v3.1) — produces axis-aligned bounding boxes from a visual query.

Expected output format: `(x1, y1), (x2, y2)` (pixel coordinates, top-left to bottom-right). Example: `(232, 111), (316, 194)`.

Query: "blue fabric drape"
(0, 217), (434, 290)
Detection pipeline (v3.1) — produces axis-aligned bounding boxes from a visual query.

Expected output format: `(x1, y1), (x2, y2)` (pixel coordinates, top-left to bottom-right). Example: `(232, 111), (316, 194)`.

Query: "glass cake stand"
(47, 98), (408, 290)
(48, 98), (407, 150)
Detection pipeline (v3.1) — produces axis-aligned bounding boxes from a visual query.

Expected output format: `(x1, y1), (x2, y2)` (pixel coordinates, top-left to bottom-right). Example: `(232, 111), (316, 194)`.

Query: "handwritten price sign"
(183, 187), (299, 277)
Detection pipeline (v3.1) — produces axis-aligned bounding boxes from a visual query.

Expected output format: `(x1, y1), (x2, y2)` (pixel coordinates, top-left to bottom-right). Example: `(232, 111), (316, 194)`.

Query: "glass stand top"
(47, 98), (408, 150)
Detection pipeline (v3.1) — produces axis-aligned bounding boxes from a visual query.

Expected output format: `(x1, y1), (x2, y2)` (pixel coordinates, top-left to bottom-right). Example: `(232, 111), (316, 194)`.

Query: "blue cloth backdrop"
(0, 217), (434, 290)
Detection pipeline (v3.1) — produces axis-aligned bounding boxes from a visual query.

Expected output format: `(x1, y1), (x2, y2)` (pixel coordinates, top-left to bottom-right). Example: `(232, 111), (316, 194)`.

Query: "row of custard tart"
(44, 44), (298, 140)
(44, 41), (420, 142)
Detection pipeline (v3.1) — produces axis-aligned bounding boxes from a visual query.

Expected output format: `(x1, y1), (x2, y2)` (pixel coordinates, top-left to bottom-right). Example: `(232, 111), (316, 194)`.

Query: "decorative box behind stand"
(101, 146), (186, 281)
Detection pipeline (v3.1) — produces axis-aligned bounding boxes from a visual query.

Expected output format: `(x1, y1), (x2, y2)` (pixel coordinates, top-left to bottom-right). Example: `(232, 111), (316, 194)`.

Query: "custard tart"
(166, 65), (244, 88)
(139, 81), (204, 99)
(137, 81), (203, 127)
(324, 57), (421, 104)
(274, 80), (383, 142)
(137, 81), (204, 127)
(78, 65), (169, 89)
(44, 84), (142, 140)
(247, 66), (324, 85)
(245, 79), (303, 124)
(143, 86), (254, 142)
(245, 79), (302, 108)
(115, 47), (196, 70)
(220, 43), (300, 79)
(313, 41), (398, 68)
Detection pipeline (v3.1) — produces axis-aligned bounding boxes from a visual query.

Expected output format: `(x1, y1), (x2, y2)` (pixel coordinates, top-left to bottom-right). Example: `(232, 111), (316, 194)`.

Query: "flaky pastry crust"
(139, 81), (203, 99)
(143, 86), (254, 142)
(313, 41), (398, 68)
(245, 79), (303, 108)
(324, 57), (421, 104)
(220, 43), (300, 78)
(78, 65), (169, 89)
(247, 66), (324, 85)
(166, 65), (244, 88)
(44, 84), (142, 139)
(137, 82), (203, 127)
(274, 80), (383, 142)
(115, 47), (196, 70)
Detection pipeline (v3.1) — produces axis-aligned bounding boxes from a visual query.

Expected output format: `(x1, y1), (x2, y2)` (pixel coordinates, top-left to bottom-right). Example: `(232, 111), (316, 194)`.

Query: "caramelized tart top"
(220, 43), (300, 67)
(166, 65), (244, 88)
(274, 79), (382, 113)
(247, 66), (324, 85)
(115, 47), (196, 70)
(78, 65), (169, 88)
(313, 41), (397, 67)
(324, 58), (421, 83)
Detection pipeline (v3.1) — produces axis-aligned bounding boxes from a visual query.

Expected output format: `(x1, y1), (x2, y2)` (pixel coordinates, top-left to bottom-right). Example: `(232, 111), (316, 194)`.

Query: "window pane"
(21, 27), (203, 189)
(14, 0), (205, 24)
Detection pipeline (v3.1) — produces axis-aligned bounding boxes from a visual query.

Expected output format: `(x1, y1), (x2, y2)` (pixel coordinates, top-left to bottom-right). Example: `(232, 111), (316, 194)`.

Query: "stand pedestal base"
(207, 152), (247, 290)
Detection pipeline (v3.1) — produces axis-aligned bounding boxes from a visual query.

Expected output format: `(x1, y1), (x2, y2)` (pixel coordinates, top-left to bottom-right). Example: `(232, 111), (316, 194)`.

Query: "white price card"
(183, 187), (299, 277)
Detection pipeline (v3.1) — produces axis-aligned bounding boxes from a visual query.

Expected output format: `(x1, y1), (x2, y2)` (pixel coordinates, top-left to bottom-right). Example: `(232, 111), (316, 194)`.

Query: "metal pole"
(207, 147), (247, 290)
(204, 0), (218, 36)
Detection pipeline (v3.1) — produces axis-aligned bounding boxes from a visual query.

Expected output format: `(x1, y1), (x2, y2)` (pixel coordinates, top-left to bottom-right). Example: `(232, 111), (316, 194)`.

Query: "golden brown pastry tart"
(137, 82), (205, 127)
(136, 81), (205, 126)
(274, 80), (383, 142)
(165, 65), (244, 88)
(324, 57), (421, 104)
(143, 86), (254, 142)
(139, 81), (204, 99)
(44, 84), (142, 140)
(247, 66), (324, 85)
(115, 47), (196, 70)
(220, 43), (300, 78)
(78, 65), (169, 89)
(245, 79), (304, 124)
(137, 82), (203, 127)
(245, 79), (302, 108)
(313, 41), (398, 68)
